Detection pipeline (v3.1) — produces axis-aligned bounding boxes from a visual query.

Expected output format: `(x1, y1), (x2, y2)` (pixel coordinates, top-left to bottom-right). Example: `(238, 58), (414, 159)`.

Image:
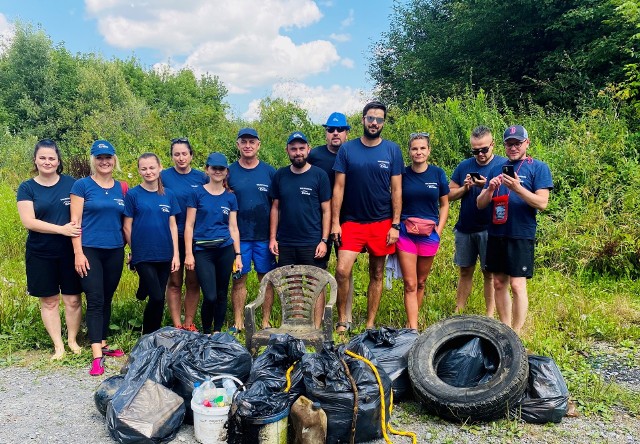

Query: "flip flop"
(336, 321), (352, 334)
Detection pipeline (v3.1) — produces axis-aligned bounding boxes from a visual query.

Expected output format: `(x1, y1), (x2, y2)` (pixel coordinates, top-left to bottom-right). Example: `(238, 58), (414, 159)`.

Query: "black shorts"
(278, 245), (327, 269)
(484, 236), (535, 278)
(26, 250), (82, 297)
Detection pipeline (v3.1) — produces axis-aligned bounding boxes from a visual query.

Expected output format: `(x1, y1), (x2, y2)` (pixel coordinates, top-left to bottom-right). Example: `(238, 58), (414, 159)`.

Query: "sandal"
(335, 321), (352, 334)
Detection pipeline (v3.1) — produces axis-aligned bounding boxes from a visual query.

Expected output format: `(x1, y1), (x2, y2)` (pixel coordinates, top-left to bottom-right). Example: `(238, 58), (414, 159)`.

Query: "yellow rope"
(345, 349), (417, 444)
(284, 361), (298, 393)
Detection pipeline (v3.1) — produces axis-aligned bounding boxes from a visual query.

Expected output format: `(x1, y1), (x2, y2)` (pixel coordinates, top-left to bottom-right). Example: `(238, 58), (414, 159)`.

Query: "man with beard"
(269, 131), (332, 326)
(331, 101), (403, 332)
(477, 125), (552, 334)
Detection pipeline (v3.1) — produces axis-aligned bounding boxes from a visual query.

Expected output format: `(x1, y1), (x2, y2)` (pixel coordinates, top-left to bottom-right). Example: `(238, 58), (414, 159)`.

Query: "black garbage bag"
(121, 327), (197, 374)
(106, 346), (185, 443)
(246, 333), (306, 403)
(94, 375), (125, 416)
(300, 342), (392, 444)
(124, 346), (174, 389)
(171, 332), (252, 424)
(511, 355), (569, 424)
(348, 327), (418, 399)
(436, 336), (497, 387)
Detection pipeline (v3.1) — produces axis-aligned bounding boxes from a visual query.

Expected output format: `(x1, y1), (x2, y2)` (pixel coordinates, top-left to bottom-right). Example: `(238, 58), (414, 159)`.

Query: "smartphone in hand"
(502, 165), (515, 178)
(469, 172), (482, 181)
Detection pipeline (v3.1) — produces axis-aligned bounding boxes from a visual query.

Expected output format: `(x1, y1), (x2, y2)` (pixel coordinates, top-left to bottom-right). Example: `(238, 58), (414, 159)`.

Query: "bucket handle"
(208, 374), (246, 391)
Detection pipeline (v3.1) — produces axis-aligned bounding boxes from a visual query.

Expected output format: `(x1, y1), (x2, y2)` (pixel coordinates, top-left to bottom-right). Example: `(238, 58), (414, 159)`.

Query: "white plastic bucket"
(191, 395), (229, 444)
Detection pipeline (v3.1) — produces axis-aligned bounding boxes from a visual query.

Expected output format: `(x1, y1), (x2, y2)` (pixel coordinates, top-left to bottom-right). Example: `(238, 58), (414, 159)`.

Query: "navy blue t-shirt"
(333, 138), (404, 222)
(270, 165), (331, 246)
(451, 155), (507, 233)
(308, 145), (338, 193)
(228, 161), (276, 241)
(485, 158), (553, 239)
(161, 167), (208, 237)
(401, 165), (450, 224)
(187, 187), (238, 251)
(124, 186), (180, 264)
(17, 175), (76, 258)
(70, 177), (126, 249)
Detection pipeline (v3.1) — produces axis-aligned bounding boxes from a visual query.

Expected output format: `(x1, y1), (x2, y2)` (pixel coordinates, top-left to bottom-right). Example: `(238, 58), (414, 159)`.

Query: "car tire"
(408, 315), (528, 422)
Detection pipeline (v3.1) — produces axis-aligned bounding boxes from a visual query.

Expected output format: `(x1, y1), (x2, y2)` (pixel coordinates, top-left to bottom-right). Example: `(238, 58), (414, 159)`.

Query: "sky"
(0, 0), (397, 123)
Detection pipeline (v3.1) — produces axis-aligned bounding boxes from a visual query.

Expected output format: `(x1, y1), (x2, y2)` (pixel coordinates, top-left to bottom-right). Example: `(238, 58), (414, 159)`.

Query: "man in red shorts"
(331, 101), (403, 332)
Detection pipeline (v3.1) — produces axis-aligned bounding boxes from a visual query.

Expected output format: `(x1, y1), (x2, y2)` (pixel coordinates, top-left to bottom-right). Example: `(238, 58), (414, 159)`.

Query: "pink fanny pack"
(404, 217), (436, 236)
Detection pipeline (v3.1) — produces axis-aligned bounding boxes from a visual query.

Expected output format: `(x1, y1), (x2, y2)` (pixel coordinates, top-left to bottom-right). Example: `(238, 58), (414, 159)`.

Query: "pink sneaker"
(102, 346), (125, 357)
(89, 357), (105, 376)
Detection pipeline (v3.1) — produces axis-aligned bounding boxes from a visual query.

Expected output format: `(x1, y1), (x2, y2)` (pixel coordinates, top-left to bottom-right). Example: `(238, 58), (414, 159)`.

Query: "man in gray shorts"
(448, 125), (506, 316)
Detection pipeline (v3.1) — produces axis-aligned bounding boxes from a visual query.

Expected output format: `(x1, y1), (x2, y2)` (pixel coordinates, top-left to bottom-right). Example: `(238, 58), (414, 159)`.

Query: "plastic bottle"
(192, 381), (203, 405)
(290, 395), (327, 444)
(201, 377), (216, 403)
(222, 378), (237, 404)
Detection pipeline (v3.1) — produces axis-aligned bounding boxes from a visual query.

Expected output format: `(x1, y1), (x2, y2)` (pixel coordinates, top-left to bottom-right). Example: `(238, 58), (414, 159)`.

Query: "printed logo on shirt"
(378, 160), (390, 169)
(159, 204), (170, 213)
(257, 183), (269, 192)
(60, 197), (71, 206)
(300, 187), (312, 196)
(191, 185), (199, 188)
(221, 206), (230, 215)
(115, 198), (125, 206)
(425, 182), (438, 189)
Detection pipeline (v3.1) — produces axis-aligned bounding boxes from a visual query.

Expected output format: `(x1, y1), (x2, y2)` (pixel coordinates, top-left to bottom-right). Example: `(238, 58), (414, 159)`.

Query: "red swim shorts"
(340, 219), (396, 256)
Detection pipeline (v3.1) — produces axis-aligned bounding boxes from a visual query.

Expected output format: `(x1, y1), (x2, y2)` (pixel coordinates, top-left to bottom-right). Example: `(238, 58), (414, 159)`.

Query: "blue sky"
(0, 0), (397, 122)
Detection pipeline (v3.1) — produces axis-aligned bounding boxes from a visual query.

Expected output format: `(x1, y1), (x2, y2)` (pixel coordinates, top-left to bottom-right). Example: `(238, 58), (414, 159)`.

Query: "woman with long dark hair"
(17, 139), (83, 360)
(123, 153), (180, 334)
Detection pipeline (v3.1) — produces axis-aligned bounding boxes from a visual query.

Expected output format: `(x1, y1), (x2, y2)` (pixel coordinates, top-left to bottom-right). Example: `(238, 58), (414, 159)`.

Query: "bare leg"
(258, 273), (275, 328)
(314, 289), (325, 328)
(61, 294), (82, 354)
(231, 274), (248, 330)
(398, 251), (419, 329)
(183, 268), (200, 327)
(493, 272), (512, 328)
(365, 255), (386, 329)
(415, 255), (435, 309)
(166, 266), (185, 327)
(92, 342), (103, 359)
(345, 271), (354, 323)
(40, 295), (65, 359)
(335, 250), (359, 331)
(482, 270), (495, 317)
(454, 265), (475, 313)
(510, 277), (528, 334)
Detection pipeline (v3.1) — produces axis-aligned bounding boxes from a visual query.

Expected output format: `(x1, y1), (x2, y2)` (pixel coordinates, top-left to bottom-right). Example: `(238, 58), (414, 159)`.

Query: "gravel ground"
(1, 354), (639, 444)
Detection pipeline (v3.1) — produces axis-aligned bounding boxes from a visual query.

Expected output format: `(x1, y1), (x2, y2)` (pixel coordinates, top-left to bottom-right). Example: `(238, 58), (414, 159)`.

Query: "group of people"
(16, 100), (552, 376)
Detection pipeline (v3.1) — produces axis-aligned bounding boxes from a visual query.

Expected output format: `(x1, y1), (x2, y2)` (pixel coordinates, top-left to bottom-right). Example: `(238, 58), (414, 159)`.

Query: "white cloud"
(84, 0), (345, 93)
(242, 81), (371, 123)
(0, 13), (15, 54)
(341, 9), (354, 28)
(329, 33), (350, 42)
(340, 58), (354, 68)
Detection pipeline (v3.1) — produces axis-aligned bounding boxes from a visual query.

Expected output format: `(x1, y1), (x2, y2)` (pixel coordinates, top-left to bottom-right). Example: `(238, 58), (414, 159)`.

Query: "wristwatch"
(321, 238), (329, 244)
(391, 223), (401, 231)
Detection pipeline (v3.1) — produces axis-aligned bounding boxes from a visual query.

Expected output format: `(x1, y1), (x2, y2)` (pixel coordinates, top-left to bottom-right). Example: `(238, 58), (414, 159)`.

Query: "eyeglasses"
(505, 141), (524, 149)
(171, 137), (189, 144)
(410, 132), (430, 139)
(471, 147), (490, 156)
(364, 116), (385, 124)
(326, 127), (348, 133)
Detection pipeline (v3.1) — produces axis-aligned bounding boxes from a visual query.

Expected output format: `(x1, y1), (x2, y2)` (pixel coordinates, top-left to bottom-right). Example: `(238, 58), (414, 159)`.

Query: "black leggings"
(81, 246), (124, 344)
(194, 245), (234, 333)
(136, 261), (171, 334)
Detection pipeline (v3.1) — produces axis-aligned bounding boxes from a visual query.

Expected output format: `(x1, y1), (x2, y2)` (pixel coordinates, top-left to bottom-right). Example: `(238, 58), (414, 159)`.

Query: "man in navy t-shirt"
(228, 127), (277, 332)
(332, 101), (403, 332)
(270, 131), (332, 327)
(477, 125), (553, 335)
(448, 126), (506, 317)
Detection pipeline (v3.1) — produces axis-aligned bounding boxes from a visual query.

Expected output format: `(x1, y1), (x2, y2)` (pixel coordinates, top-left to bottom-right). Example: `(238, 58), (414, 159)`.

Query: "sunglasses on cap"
(410, 132), (430, 139)
(326, 127), (349, 133)
(171, 137), (189, 144)
(471, 147), (490, 156)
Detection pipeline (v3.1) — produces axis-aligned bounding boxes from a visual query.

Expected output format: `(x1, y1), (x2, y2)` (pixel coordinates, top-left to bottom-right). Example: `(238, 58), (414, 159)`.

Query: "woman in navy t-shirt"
(184, 152), (242, 334)
(70, 140), (126, 376)
(16, 139), (83, 360)
(124, 153), (180, 335)
(396, 133), (450, 329)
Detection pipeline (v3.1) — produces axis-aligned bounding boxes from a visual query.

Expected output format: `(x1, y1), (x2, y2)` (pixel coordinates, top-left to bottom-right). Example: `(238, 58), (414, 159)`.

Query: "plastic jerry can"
(290, 395), (327, 444)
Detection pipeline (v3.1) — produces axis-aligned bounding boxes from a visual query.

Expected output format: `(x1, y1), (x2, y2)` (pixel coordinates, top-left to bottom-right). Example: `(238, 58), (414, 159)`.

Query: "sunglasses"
(326, 127), (349, 133)
(471, 147), (490, 156)
(410, 132), (430, 139)
(364, 116), (385, 124)
(171, 137), (189, 144)
(505, 141), (524, 149)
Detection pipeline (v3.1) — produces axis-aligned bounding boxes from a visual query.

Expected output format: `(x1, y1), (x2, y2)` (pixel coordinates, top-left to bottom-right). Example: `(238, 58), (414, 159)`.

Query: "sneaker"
(89, 357), (105, 376)
(183, 324), (199, 332)
(102, 346), (125, 357)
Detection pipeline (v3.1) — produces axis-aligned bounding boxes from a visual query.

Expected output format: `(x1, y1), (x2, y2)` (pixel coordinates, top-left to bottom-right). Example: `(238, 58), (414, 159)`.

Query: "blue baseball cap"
(91, 140), (116, 156)
(237, 127), (259, 139)
(503, 125), (528, 142)
(206, 152), (228, 168)
(322, 112), (351, 130)
(287, 131), (309, 144)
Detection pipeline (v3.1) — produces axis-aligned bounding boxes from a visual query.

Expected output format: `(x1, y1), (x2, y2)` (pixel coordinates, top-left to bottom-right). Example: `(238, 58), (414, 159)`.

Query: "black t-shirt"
(308, 145), (338, 192)
(17, 175), (76, 258)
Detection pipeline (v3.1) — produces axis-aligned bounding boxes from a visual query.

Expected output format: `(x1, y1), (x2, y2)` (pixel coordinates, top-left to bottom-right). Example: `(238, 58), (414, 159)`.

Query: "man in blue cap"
(477, 125), (553, 334)
(308, 112), (356, 321)
(228, 128), (277, 332)
(269, 131), (332, 326)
